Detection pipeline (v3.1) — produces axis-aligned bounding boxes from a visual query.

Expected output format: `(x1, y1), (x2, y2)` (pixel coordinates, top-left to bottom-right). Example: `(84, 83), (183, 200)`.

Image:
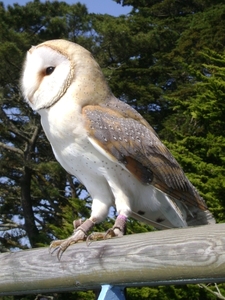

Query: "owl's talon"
(104, 228), (117, 239)
(85, 214), (127, 245)
(85, 226), (124, 246)
(49, 232), (87, 260)
(86, 232), (100, 246)
(49, 218), (95, 259)
(86, 231), (112, 246)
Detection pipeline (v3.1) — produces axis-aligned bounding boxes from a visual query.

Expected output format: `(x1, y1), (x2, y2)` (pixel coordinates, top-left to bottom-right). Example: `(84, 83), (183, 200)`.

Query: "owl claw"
(49, 216), (127, 259)
(49, 243), (67, 261)
(49, 218), (95, 260)
(104, 228), (117, 238)
(86, 226), (124, 246)
(85, 230), (113, 246)
(49, 229), (87, 260)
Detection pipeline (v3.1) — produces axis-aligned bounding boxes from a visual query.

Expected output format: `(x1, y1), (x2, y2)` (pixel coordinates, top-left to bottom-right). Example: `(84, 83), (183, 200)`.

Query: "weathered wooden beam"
(0, 223), (225, 296)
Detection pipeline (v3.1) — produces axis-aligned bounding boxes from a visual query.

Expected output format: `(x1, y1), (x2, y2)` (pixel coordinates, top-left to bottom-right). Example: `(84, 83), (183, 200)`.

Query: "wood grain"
(0, 223), (225, 296)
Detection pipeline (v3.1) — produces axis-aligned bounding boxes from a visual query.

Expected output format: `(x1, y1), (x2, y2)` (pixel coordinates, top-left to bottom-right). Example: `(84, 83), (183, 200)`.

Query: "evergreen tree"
(1, 0), (225, 299)
(163, 49), (225, 223)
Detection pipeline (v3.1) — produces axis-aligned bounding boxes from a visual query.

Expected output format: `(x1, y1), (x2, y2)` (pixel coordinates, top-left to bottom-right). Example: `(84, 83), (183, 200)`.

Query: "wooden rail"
(0, 223), (225, 296)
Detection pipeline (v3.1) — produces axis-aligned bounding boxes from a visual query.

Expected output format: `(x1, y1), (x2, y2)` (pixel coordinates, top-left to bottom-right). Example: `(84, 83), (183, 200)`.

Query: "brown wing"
(82, 97), (207, 211)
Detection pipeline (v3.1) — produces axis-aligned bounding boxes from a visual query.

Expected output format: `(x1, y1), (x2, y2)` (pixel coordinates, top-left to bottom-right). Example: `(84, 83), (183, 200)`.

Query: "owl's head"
(21, 39), (111, 111)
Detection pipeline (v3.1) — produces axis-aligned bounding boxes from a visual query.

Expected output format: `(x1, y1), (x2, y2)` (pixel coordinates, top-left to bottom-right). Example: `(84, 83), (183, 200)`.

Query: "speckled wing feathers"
(82, 97), (207, 211)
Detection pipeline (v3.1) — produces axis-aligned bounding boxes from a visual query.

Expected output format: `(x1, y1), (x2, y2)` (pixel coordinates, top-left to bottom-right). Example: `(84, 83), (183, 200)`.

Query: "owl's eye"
(45, 66), (55, 75)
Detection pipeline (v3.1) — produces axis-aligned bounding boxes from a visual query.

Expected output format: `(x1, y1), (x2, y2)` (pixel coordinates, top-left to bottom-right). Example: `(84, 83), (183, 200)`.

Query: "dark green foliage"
(162, 49), (225, 223)
(0, 0), (225, 299)
(127, 284), (219, 300)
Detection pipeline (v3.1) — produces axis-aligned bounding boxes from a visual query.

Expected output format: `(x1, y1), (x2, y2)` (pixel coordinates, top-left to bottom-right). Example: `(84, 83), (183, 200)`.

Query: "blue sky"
(3, 0), (131, 16)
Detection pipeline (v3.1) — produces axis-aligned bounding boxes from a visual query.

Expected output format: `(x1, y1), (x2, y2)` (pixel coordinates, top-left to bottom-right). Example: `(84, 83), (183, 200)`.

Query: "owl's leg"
(49, 197), (112, 259)
(49, 218), (95, 260)
(49, 214), (127, 259)
(86, 186), (131, 242)
(86, 214), (127, 243)
(106, 214), (127, 237)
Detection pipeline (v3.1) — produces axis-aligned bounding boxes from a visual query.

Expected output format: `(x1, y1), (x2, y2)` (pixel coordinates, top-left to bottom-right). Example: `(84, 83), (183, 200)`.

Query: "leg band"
(77, 219), (95, 235)
(113, 214), (127, 234)
(73, 219), (83, 229)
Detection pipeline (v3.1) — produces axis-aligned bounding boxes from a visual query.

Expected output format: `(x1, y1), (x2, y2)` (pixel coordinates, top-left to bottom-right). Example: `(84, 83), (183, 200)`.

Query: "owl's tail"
(186, 208), (216, 226)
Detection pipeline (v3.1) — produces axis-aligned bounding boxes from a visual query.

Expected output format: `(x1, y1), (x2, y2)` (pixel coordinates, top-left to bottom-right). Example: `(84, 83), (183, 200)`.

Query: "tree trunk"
(20, 126), (41, 247)
(20, 165), (39, 247)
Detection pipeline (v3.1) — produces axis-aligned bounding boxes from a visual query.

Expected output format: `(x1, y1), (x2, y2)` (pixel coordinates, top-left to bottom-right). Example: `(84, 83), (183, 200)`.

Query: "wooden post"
(0, 223), (225, 296)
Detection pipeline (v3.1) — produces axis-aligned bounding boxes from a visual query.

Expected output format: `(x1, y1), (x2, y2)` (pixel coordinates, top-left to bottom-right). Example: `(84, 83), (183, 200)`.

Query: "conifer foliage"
(0, 0), (225, 299)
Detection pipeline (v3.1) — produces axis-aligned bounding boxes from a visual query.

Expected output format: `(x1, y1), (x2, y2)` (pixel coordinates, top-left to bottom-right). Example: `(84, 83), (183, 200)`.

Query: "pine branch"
(0, 142), (23, 155)
(0, 223), (21, 230)
(198, 284), (225, 300)
(30, 124), (41, 146)
(0, 107), (30, 142)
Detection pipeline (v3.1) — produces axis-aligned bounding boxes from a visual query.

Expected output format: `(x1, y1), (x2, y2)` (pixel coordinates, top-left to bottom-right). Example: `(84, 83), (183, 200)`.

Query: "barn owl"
(21, 39), (215, 259)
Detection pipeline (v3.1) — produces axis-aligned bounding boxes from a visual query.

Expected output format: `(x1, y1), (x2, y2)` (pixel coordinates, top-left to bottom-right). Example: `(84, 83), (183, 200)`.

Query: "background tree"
(1, 0), (225, 299)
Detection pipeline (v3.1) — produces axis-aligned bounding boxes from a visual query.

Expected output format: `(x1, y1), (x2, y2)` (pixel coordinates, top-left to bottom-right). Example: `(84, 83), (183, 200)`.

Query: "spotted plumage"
(21, 39), (215, 258)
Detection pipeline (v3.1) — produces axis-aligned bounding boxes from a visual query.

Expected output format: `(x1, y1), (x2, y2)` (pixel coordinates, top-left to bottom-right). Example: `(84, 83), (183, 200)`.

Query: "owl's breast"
(52, 136), (104, 179)
(39, 107), (112, 183)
